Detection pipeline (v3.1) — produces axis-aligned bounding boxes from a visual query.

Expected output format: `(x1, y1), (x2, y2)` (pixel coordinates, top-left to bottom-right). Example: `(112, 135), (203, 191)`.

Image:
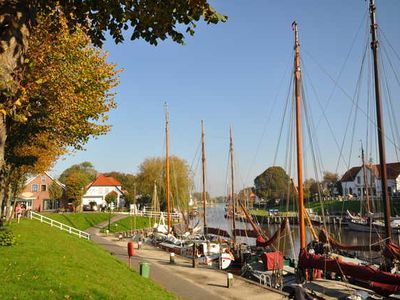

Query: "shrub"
(0, 228), (16, 246)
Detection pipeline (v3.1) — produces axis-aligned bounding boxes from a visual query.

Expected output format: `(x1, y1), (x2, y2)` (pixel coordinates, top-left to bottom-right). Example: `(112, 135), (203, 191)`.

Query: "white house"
(340, 162), (400, 198)
(82, 175), (124, 208)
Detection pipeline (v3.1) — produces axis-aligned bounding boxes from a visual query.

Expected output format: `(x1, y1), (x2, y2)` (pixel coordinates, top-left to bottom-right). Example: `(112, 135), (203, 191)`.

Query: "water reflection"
(196, 203), (399, 260)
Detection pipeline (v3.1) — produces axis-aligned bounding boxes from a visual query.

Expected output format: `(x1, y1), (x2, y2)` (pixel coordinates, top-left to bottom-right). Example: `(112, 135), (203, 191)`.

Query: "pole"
(165, 103), (171, 234)
(369, 0), (391, 241)
(292, 21), (306, 250)
(361, 142), (371, 213)
(201, 120), (207, 234)
(108, 203), (111, 231)
(230, 127), (236, 244)
(133, 183), (137, 230)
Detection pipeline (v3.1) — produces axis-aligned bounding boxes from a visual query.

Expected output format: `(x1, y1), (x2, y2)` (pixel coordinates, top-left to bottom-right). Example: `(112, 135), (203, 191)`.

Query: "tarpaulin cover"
(262, 251), (283, 270)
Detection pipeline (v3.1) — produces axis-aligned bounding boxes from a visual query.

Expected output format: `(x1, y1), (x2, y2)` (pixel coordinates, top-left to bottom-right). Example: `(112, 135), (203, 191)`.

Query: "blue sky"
(52, 1), (400, 196)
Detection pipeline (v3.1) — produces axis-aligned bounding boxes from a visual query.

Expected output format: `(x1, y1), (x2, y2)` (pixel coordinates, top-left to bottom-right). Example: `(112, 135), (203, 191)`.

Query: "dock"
(88, 224), (288, 299)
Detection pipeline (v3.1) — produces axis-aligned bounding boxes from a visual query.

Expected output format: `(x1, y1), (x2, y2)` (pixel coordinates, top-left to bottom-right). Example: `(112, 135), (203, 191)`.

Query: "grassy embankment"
(105, 215), (154, 233)
(0, 219), (176, 299)
(43, 212), (114, 230)
(251, 199), (400, 216)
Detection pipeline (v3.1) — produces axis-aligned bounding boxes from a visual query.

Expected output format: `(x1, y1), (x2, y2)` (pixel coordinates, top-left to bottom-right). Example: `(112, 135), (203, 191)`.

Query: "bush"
(0, 228), (16, 246)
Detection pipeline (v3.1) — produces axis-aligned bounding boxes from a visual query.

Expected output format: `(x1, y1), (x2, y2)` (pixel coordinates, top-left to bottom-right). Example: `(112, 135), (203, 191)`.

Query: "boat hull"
(348, 220), (400, 234)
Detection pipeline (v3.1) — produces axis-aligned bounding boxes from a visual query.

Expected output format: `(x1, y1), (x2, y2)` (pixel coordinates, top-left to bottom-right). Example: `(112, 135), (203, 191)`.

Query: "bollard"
(105, 229), (109, 236)
(227, 273), (233, 288)
(138, 241), (142, 249)
(170, 252), (175, 264)
(192, 243), (197, 268)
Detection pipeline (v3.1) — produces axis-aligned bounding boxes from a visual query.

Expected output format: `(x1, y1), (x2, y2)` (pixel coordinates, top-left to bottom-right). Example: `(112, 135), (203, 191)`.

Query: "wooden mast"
(361, 143), (371, 213)
(165, 103), (171, 234)
(292, 21), (306, 250)
(201, 120), (207, 234)
(229, 126), (236, 244)
(369, 0), (391, 241)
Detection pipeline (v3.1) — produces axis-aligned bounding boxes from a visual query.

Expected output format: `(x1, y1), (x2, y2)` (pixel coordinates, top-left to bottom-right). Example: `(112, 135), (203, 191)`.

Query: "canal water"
(196, 203), (398, 261)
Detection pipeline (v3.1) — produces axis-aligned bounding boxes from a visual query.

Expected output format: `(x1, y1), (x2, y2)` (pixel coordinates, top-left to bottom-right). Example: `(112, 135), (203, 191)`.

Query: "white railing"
(120, 210), (181, 220)
(28, 211), (90, 240)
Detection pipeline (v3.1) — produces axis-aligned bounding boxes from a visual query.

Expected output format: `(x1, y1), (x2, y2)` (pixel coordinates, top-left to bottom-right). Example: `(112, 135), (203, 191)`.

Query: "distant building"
(82, 174), (124, 208)
(340, 162), (400, 198)
(15, 172), (66, 211)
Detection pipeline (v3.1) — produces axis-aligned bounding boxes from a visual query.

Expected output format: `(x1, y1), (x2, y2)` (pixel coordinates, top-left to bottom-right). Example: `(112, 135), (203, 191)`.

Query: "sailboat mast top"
(292, 21), (306, 250)
(369, 0), (391, 241)
(201, 120), (207, 233)
(230, 126), (236, 244)
(165, 103), (171, 235)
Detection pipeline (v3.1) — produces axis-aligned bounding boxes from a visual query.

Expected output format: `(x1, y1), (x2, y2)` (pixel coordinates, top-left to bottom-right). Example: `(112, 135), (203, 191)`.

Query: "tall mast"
(229, 126), (236, 244)
(201, 120), (207, 233)
(369, 0), (391, 240)
(292, 21), (306, 249)
(165, 103), (171, 234)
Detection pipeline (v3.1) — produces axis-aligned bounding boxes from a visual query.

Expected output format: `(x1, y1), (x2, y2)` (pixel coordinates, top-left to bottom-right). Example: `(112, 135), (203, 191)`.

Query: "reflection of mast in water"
(229, 126), (237, 245)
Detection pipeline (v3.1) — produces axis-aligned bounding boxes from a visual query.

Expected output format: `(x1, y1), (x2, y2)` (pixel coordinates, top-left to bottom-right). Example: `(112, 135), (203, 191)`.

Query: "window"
(357, 176), (361, 184)
(41, 184), (47, 192)
(32, 184), (38, 192)
(41, 175), (46, 183)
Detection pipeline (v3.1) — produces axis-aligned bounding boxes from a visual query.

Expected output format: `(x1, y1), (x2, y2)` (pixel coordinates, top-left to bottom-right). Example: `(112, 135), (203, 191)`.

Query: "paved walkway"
(87, 215), (288, 300)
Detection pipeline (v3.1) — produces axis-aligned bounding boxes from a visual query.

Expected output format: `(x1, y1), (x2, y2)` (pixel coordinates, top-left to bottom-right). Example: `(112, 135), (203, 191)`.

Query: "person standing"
(15, 203), (22, 223)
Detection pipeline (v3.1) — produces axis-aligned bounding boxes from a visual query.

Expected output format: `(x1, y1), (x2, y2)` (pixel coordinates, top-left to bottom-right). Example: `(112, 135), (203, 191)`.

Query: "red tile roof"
(90, 175), (121, 187)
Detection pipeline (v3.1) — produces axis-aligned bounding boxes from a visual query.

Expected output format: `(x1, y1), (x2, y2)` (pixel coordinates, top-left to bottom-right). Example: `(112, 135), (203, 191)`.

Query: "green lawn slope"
(43, 212), (114, 231)
(105, 215), (153, 233)
(0, 219), (177, 300)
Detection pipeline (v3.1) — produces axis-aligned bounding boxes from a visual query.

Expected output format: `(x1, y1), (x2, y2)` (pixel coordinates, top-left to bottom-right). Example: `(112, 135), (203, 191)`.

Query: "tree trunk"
(0, 1), (33, 210)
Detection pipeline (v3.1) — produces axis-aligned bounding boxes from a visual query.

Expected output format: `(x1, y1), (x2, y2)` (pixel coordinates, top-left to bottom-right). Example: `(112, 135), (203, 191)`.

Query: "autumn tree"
(105, 191), (118, 205)
(254, 166), (293, 202)
(136, 156), (192, 211)
(48, 181), (64, 208)
(322, 171), (339, 197)
(64, 172), (88, 212)
(304, 178), (320, 201)
(0, 11), (117, 219)
(59, 162), (97, 187)
(0, 1), (226, 187)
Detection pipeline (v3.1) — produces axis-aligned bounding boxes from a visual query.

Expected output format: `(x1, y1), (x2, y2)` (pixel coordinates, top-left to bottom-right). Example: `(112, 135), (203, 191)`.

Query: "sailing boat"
(152, 181), (169, 235)
(296, 1), (400, 296)
(346, 145), (400, 234)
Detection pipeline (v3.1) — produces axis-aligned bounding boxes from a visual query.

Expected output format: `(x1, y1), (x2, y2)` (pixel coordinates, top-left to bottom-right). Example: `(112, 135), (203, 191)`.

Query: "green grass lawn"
(104, 216), (154, 233)
(0, 219), (177, 300)
(42, 212), (115, 231)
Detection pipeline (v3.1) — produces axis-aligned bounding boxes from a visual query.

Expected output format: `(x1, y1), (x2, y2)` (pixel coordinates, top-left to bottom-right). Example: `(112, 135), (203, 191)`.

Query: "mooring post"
(170, 252), (175, 264)
(192, 243), (197, 268)
(227, 273), (233, 288)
